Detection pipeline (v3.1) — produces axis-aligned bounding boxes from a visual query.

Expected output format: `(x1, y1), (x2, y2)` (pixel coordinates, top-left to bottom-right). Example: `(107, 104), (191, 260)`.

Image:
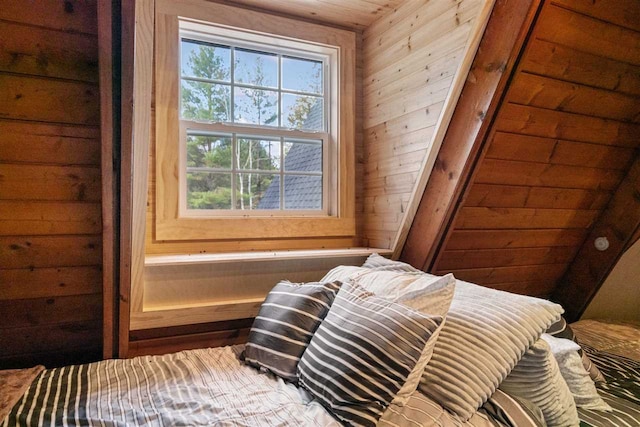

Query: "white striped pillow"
(243, 280), (341, 382)
(298, 280), (451, 427)
(499, 337), (580, 426)
(419, 279), (564, 421)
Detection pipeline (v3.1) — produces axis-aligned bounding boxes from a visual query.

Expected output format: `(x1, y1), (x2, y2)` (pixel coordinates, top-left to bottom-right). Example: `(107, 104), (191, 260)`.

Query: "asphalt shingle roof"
(258, 101), (324, 210)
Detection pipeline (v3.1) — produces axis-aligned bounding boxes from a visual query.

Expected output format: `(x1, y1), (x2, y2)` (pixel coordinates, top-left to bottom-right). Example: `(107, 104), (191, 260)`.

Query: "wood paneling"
(401, 0), (542, 269)
(0, 20), (98, 83)
(419, 0), (640, 300)
(221, 0), (404, 31)
(0, 2), (102, 369)
(0, 74), (99, 125)
(465, 184), (612, 210)
(362, 0), (489, 249)
(555, 154), (640, 321)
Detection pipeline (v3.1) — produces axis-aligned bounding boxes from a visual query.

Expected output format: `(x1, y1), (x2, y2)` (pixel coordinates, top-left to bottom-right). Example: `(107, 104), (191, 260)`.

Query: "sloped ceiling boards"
(403, 0), (640, 320)
(361, 0), (494, 251)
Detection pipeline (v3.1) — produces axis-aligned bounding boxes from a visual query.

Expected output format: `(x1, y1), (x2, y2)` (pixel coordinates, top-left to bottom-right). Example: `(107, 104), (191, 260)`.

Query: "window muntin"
(186, 131), (323, 211)
(178, 29), (331, 215)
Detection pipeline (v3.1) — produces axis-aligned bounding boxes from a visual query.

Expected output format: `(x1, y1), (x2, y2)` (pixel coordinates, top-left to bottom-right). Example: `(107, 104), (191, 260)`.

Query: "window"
(179, 32), (330, 214)
(154, 0), (355, 240)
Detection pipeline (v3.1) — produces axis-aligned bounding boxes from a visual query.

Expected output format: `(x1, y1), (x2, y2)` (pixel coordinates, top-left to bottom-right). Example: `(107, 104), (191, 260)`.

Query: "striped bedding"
(2, 344), (540, 427)
(577, 345), (640, 427)
(2, 346), (339, 427)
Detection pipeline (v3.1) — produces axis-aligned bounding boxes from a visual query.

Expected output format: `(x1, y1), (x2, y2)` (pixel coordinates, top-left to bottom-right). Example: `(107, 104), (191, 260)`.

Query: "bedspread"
(2, 346), (338, 427)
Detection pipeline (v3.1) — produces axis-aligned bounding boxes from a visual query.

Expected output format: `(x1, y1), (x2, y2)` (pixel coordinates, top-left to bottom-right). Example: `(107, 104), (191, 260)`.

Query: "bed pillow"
(499, 338), (580, 427)
(243, 280), (341, 382)
(361, 253), (424, 273)
(542, 333), (612, 411)
(419, 279), (564, 421)
(546, 317), (605, 383)
(298, 280), (451, 427)
(321, 265), (369, 283)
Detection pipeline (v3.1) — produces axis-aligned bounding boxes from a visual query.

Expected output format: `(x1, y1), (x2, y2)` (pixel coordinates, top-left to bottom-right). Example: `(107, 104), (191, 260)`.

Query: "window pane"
(234, 87), (278, 126)
(181, 80), (231, 122)
(181, 40), (231, 81)
(283, 141), (322, 172)
(284, 175), (322, 210)
(187, 134), (232, 169)
(237, 137), (280, 171)
(187, 172), (232, 209)
(282, 57), (322, 94)
(234, 49), (278, 88)
(282, 94), (323, 130)
(236, 173), (277, 210)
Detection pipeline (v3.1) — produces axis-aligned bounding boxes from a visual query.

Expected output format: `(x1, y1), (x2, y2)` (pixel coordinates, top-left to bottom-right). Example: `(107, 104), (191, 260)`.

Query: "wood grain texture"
(0, 294), (102, 329)
(465, 184), (612, 210)
(426, 0), (640, 301)
(521, 39), (640, 97)
(0, 266), (102, 300)
(0, 20), (98, 82)
(0, 164), (101, 202)
(0, 0), (98, 35)
(554, 153), (640, 321)
(362, 0), (490, 250)
(218, 0), (404, 31)
(0, 1), (102, 368)
(0, 120), (100, 166)
(437, 263), (568, 285)
(98, 0), (116, 359)
(0, 235), (101, 269)
(401, 0), (543, 268)
(128, 327), (250, 357)
(0, 74), (99, 126)
(485, 133), (635, 170)
(446, 229), (587, 250)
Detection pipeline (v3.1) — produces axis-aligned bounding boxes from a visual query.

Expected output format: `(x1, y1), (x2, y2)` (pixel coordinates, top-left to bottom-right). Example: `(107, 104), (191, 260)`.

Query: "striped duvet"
(2, 344), (539, 427)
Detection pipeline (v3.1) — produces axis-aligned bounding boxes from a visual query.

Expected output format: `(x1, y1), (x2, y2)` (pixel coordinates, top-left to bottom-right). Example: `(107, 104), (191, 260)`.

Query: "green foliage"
(182, 45), (230, 122)
(182, 43), (318, 209)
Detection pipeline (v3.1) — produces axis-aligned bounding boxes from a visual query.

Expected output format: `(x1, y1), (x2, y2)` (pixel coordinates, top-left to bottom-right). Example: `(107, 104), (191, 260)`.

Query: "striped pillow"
(499, 338), (580, 427)
(419, 279), (564, 421)
(243, 280), (341, 382)
(298, 281), (447, 427)
(361, 253), (424, 273)
(546, 317), (605, 383)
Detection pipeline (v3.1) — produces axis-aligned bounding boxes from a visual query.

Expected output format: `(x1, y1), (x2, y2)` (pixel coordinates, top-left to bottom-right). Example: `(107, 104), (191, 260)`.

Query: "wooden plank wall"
(430, 0), (640, 298)
(0, 0), (102, 368)
(361, 0), (486, 248)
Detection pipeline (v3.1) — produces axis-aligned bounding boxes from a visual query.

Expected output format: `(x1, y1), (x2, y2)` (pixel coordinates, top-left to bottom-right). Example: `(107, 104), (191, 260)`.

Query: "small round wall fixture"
(594, 236), (610, 252)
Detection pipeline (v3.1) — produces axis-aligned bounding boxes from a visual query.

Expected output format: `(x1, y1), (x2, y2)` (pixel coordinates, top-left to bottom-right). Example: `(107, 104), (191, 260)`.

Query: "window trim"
(154, 0), (356, 241)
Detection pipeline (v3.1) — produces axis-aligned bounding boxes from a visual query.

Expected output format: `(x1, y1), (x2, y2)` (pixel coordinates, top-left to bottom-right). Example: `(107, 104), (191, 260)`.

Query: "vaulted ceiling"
(403, 0), (640, 320)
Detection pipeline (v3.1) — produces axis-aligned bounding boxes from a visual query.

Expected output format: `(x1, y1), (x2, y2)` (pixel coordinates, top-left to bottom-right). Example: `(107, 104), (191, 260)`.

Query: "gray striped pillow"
(298, 281), (445, 427)
(243, 280), (341, 382)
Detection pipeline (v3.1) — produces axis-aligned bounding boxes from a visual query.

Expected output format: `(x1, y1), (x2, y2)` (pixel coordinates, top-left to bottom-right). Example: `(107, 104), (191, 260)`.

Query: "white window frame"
(178, 20), (338, 218)
(153, 0), (355, 241)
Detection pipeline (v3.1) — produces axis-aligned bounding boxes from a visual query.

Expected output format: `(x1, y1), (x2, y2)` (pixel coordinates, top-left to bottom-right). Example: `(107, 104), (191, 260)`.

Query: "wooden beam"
(98, 0), (116, 359)
(119, 0), (154, 358)
(400, 0), (542, 269)
(553, 152), (640, 321)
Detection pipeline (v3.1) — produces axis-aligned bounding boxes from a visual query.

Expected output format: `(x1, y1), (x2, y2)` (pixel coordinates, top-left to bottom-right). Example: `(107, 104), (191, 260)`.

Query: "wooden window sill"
(145, 247), (392, 267)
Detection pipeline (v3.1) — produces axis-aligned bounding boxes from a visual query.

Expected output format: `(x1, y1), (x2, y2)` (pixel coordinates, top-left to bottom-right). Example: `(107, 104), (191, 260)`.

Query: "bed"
(1, 263), (639, 427)
(572, 320), (640, 427)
